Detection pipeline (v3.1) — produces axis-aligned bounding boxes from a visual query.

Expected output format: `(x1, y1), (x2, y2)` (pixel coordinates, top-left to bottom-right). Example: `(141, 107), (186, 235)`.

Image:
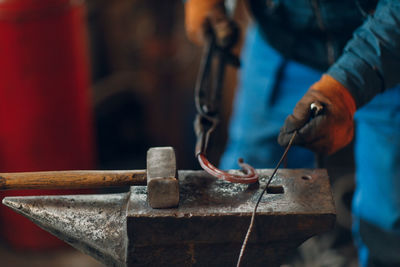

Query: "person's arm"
(279, 0), (400, 155)
(185, 0), (222, 45)
(328, 0), (400, 107)
(185, 0), (238, 48)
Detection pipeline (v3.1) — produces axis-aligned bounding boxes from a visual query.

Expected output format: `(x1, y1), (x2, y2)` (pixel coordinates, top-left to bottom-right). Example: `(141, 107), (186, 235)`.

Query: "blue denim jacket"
(248, 0), (400, 107)
(328, 0), (400, 107)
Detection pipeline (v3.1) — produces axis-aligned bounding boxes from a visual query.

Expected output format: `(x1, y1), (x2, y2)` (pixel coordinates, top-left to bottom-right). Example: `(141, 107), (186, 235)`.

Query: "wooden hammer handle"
(0, 170), (147, 190)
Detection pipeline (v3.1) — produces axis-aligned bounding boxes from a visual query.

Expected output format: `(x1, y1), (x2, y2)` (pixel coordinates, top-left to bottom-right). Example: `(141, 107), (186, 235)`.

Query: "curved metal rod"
(197, 154), (259, 184)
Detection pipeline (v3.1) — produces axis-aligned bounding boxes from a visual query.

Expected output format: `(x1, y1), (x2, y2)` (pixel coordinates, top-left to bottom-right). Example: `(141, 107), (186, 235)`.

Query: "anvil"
(2, 169), (335, 266)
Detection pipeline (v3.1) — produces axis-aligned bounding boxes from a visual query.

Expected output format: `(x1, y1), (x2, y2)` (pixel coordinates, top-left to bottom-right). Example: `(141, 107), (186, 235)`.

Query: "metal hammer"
(146, 147), (179, 208)
(0, 146), (179, 209)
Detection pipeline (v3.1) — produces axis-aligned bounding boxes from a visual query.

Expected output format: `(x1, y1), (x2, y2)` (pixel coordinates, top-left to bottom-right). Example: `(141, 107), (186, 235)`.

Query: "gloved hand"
(185, 0), (238, 48)
(278, 74), (357, 155)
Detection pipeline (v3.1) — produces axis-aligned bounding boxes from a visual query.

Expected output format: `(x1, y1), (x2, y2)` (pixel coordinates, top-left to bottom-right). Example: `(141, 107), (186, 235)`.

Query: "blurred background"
(0, 0), (356, 266)
(86, 0), (247, 172)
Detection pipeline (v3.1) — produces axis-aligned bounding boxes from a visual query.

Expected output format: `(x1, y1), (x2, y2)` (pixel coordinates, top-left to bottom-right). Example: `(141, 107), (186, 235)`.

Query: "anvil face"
(3, 169), (335, 267)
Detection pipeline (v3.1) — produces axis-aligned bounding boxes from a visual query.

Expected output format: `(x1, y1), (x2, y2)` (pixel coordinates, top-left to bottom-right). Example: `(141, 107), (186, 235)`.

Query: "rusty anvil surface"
(2, 169), (335, 267)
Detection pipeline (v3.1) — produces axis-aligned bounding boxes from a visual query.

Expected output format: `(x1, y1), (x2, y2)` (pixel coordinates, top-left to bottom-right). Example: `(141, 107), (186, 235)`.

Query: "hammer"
(0, 147), (179, 209)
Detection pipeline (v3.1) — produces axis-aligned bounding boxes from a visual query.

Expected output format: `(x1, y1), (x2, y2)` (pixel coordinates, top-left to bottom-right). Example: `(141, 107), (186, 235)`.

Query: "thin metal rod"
(236, 131), (298, 267)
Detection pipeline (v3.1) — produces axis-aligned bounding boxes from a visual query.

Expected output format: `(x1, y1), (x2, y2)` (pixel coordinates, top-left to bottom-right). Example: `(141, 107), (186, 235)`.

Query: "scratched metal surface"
(126, 169), (335, 266)
(3, 193), (129, 267)
(2, 169), (335, 267)
(128, 169), (335, 216)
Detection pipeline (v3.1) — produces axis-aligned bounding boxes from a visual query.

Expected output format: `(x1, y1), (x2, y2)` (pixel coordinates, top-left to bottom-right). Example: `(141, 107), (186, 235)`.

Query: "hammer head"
(146, 147), (179, 209)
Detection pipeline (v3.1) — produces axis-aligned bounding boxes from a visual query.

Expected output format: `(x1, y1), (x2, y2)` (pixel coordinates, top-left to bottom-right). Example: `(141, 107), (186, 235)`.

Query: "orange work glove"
(278, 74), (357, 155)
(185, 0), (238, 48)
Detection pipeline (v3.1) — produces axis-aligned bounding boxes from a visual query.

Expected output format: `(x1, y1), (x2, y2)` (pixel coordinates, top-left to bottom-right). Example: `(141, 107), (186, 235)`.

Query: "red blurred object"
(0, 0), (95, 249)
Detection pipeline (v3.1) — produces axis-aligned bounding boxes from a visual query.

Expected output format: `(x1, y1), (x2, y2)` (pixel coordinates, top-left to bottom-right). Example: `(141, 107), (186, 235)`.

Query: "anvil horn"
(2, 193), (129, 266)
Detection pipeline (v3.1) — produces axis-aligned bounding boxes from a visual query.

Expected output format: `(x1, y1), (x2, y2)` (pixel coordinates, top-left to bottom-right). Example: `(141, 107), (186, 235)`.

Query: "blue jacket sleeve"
(327, 0), (400, 108)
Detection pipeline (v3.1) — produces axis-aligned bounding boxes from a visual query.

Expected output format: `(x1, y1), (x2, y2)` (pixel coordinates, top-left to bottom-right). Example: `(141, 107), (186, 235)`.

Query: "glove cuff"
(312, 74), (357, 117)
(185, 0), (224, 45)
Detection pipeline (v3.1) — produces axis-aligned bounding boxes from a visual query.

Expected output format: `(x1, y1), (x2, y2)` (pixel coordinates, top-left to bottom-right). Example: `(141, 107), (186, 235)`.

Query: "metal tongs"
(194, 28), (259, 184)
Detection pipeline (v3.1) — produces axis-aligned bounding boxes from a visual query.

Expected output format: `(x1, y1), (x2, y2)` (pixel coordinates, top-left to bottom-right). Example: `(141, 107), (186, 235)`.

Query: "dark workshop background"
(89, 0), (242, 172)
(0, 0), (357, 266)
